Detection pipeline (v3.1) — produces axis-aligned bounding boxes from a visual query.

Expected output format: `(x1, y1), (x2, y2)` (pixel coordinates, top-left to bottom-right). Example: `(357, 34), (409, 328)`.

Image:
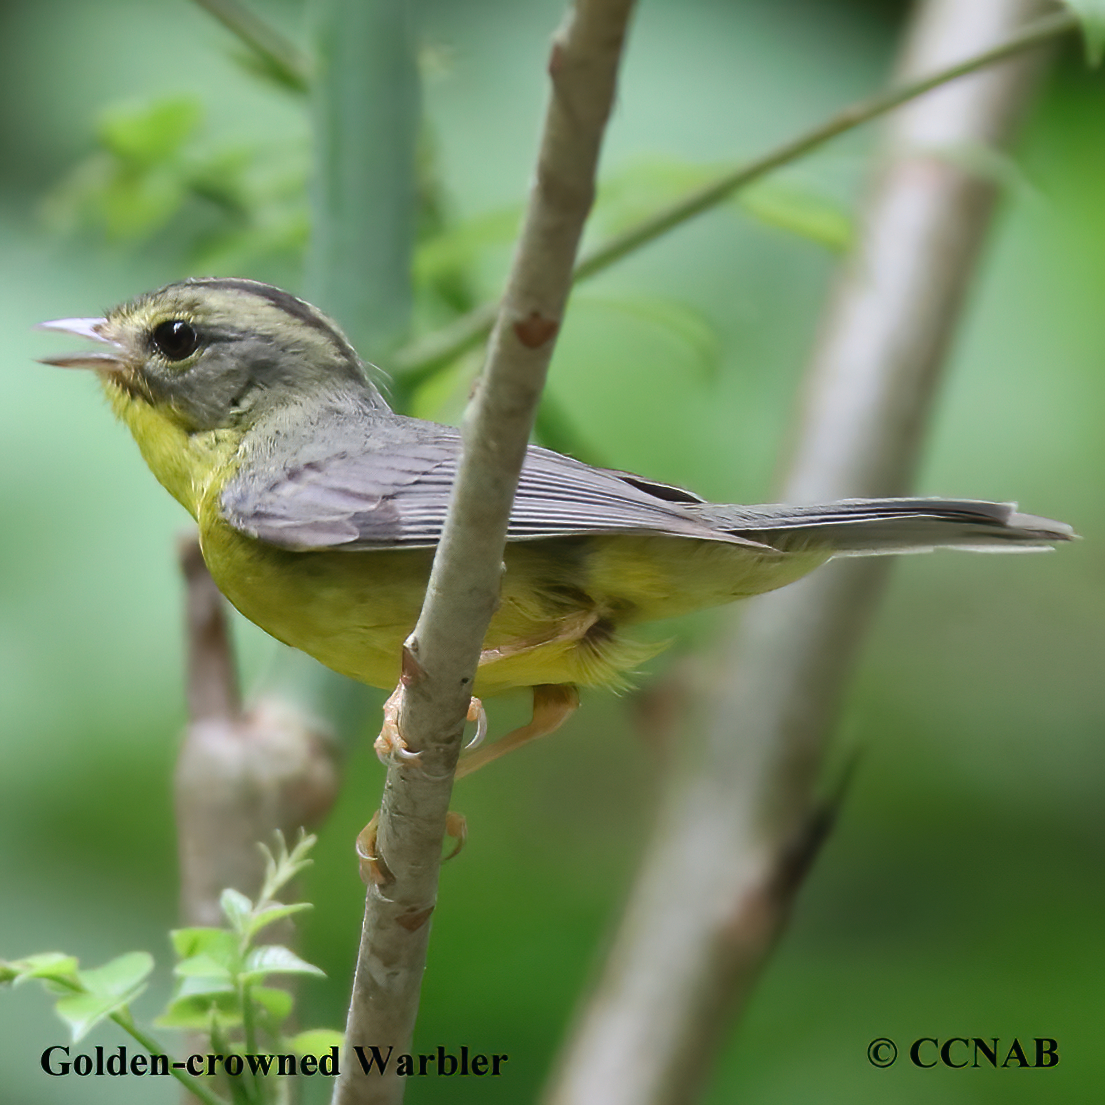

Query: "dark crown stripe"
(177, 277), (361, 367)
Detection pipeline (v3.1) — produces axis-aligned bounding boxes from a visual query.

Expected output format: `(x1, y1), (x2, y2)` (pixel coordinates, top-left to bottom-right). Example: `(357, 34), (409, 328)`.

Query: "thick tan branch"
(544, 2), (1055, 1103)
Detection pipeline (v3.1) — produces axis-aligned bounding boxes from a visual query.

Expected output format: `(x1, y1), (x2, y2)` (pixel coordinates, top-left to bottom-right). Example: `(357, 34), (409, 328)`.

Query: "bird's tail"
(695, 498), (1075, 555)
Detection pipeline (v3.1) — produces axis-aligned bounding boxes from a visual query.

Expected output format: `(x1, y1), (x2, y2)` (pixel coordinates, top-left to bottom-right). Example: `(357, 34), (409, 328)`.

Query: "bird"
(39, 277), (1074, 773)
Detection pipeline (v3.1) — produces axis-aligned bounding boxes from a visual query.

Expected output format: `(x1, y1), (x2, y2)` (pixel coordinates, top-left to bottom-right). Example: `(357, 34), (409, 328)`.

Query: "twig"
(175, 536), (339, 932)
(543, 1), (1056, 1102)
(332, 2), (637, 1103)
(389, 6), (1076, 380)
(192, 0), (311, 92)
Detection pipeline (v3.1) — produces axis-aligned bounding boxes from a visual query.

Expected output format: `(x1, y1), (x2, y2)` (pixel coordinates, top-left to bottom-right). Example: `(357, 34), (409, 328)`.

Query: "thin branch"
(192, 0), (312, 92)
(333, 2), (637, 1103)
(389, 6), (1076, 380)
(175, 537), (339, 933)
(543, 0), (1056, 1102)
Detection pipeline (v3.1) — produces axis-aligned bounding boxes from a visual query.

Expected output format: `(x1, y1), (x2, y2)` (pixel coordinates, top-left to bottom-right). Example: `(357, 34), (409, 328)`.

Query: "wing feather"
(219, 414), (759, 551)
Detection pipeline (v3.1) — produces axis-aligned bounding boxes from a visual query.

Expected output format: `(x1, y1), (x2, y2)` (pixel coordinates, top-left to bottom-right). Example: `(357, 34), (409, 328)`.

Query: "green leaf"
(582, 294), (722, 382)
(174, 954), (235, 982)
(413, 207), (521, 287)
(55, 992), (127, 1043)
(220, 888), (254, 935)
(737, 182), (853, 251)
(171, 927), (239, 970)
(242, 945), (325, 982)
(257, 830), (317, 902)
(244, 901), (313, 942)
(1, 953), (80, 986)
(98, 166), (187, 238)
(286, 1028), (344, 1056)
(595, 157), (715, 233)
(97, 97), (203, 166)
(78, 952), (154, 999)
(249, 986), (294, 1023)
(172, 973), (237, 1003)
(55, 952), (153, 1042)
(927, 142), (1037, 200)
(1064, 1), (1105, 65)
(156, 990), (240, 1029)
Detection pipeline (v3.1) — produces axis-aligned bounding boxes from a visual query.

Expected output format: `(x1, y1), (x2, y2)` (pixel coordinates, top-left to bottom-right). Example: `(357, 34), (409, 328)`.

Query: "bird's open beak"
(36, 317), (123, 370)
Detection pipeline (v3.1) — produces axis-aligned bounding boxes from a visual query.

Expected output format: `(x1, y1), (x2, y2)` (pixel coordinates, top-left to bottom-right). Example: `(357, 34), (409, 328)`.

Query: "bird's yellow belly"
(198, 513), (827, 696)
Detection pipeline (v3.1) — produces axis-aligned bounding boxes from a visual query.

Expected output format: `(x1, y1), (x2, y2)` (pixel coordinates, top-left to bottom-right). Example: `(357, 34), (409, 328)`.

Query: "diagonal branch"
(390, 6), (1076, 381)
(333, 2), (638, 1103)
(543, 0), (1057, 1102)
(192, 0), (312, 92)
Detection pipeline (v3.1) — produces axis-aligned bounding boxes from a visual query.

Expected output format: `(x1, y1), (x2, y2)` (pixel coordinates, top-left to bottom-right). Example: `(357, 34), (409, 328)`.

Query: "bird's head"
(39, 277), (382, 433)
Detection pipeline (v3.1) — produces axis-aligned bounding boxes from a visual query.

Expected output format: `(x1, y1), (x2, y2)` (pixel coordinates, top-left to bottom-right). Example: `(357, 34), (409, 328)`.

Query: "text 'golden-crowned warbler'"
(40, 278), (1073, 771)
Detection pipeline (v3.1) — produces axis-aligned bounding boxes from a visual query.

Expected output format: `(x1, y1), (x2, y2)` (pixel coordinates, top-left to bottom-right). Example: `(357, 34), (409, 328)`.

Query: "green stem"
(192, 0), (311, 92)
(390, 8), (1076, 381)
(111, 1011), (228, 1105)
(240, 978), (259, 1061)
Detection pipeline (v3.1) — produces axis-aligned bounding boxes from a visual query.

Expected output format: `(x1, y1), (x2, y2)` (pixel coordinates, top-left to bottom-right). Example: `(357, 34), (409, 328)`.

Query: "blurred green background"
(1, 0), (1101, 1102)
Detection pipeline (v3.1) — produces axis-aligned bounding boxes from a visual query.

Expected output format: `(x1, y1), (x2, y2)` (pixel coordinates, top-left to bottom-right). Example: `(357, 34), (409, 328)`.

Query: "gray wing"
(219, 405), (1073, 554)
(219, 415), (767, 551)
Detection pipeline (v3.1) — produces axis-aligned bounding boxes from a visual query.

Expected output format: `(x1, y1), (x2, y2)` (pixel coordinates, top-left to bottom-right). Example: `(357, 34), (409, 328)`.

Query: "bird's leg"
(455, 683), (579, 778)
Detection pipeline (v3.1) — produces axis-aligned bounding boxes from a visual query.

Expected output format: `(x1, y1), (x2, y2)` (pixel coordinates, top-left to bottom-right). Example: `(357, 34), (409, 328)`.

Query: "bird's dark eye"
(151, 319), (199, 361)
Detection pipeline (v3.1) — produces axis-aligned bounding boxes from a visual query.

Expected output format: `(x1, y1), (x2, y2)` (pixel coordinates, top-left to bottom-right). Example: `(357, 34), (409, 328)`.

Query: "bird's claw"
(443, 811), (468, 860)
(374, 687), (422, 766)
(463, 697), (487, 751)
(375, 690), (486, 767)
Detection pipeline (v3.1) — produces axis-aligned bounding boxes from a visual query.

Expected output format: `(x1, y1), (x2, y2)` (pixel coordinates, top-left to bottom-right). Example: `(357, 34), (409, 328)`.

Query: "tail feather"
(695, 498), (1075, 555)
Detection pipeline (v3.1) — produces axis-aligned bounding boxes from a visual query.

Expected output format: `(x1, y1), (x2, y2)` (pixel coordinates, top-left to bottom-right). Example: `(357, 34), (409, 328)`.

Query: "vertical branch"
(544, 2), (1055, 1103)
(307, 0), (420, 359)
(175, 537), (340, 931)
(333, 2), (637, 1103)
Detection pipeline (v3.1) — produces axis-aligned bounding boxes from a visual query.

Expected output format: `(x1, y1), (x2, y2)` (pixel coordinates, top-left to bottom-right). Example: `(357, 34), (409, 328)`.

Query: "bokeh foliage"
(0, 1), (1101, 1102)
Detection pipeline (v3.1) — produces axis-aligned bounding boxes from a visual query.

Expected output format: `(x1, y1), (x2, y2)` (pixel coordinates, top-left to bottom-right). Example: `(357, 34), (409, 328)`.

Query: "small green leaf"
(1064, 0), (1105, 65)
(174, 954), (235, 982)
(242, 945), (324, 982)
(257, 830), (317, 902)
(928, 142), (1037, 199)
(582, 295), (722, 382)
(56, 992), (124, 1042)
(1, 953), (80, 986)
(78, 953), (154, 1000)
(97, 97), (203, 166)
(98, 166), (186, 238)
(54, 952), (153, 1042)
(156, 990), (240, 1029)
(249, 986), (294, 1022)
(220, 888), (254, 935)
(172, 927), (239, 969)
(172, 973), (237, 1002)
(737, 182), (853, 252)
(595, 157), (715, 233)
(244, 901), (313, 942)
(413, 207), (521, 287)
(286, 1028), (344, 1056)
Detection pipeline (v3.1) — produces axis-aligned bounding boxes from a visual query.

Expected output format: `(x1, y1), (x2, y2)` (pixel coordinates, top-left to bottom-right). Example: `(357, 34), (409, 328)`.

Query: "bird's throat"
(102, 376), (239, 519)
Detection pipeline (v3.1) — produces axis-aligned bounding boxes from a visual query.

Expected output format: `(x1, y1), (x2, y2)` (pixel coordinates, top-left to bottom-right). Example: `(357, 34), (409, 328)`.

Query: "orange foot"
(455, 683), (580, 779)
